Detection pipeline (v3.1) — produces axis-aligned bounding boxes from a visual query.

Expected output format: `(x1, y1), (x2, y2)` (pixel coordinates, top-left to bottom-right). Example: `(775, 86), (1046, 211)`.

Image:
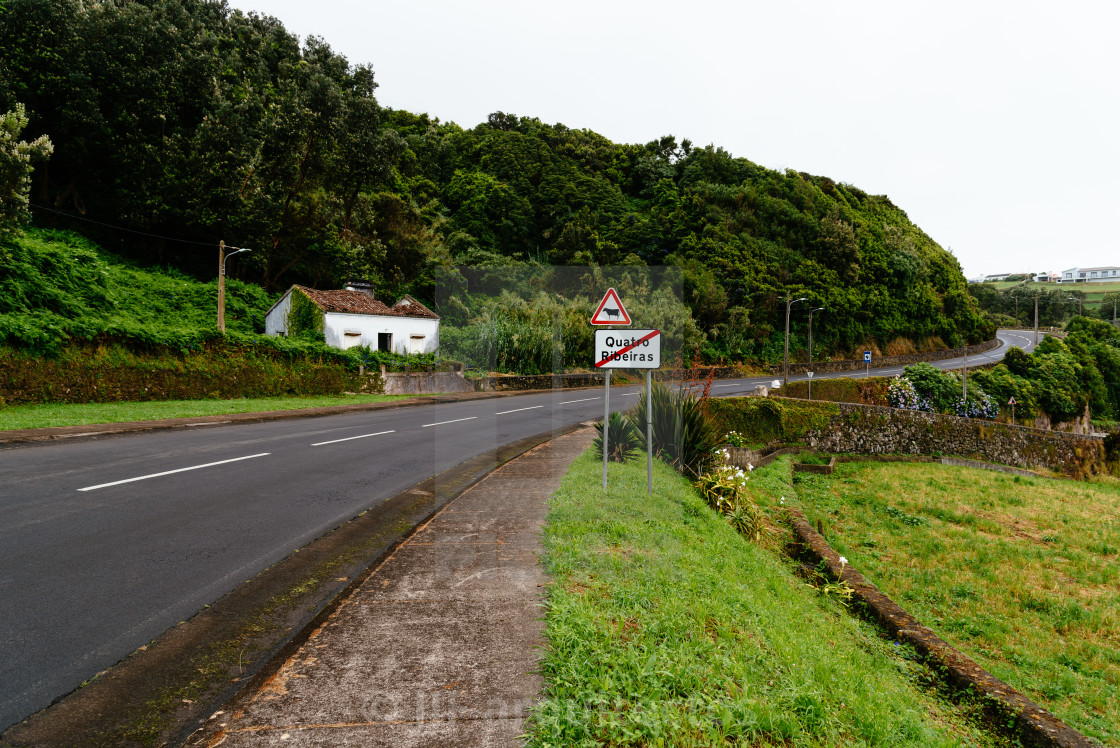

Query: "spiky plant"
(630, 381), (721, 477)
(593, 411), (643, 462)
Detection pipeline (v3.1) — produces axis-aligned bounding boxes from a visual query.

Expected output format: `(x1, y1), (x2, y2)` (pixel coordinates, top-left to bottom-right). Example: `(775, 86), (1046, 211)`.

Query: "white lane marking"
(421, 416), (478, 428)
(495, 405), (544, 415)
(77, 453), (271, 492)
(312, 430), (395, 446)
(559, 397), (599, 405)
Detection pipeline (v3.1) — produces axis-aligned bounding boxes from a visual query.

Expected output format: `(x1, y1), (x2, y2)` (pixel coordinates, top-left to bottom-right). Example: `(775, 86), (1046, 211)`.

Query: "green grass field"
(527, 451), (1010, 746)
(982, 279), (1120, 313)
(793, 462), (1120, 745)
(0, 393), (422, 431)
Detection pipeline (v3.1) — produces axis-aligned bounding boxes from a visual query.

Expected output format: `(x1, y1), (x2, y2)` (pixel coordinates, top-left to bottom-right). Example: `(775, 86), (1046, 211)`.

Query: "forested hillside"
(0, 0), (992, 364)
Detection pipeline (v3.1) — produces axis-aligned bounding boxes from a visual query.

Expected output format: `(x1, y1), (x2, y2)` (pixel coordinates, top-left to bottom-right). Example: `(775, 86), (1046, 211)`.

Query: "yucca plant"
(593, 411), (643, 462)
(630, 382), (721, 477)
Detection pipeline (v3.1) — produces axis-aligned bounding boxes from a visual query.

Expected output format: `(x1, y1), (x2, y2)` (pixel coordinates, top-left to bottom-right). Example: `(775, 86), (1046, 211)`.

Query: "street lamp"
(1067, 296), (1083, 317)
(783, 293), (807, 388)
(807, 306), (825, 366)
(218, 241), (252, 333)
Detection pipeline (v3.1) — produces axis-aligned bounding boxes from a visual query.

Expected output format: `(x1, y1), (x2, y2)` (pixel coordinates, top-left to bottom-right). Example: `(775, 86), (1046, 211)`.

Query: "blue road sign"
(863, 351), (872, 362)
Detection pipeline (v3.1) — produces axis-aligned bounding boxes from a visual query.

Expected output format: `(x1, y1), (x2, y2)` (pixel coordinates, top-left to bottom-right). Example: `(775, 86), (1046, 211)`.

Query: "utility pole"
(783, 292), (807, 388)
(1034, 294), (1039, 345)
(217, 241), (251, 333)
(808, 306), (825, 367)
(962, 343), (968, 403)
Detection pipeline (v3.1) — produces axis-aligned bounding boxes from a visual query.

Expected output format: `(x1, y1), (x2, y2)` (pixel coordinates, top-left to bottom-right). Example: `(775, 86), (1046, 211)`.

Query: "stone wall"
(770, 337), (999, 376)
(799, 400), (1104, 479)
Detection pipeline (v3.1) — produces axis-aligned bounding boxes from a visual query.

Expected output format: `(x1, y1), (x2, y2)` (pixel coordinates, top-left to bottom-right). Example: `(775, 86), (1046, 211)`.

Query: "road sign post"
(864, 350), (871, 378)
(807, 371), (814, 401)
(595, 328), (661, 493)
(1009, 396), (1016, 424)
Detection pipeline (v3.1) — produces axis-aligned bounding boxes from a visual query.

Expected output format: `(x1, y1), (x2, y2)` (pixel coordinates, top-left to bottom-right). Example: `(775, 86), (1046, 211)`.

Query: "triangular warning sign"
(591, 287), (631, 325)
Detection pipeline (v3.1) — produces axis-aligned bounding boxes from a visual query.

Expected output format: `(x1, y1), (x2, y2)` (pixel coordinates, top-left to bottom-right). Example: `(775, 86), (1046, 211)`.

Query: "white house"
(1034, 271), (1059, 283)
(1059, 266), (1120, 283)
(264, 282), (440, 354)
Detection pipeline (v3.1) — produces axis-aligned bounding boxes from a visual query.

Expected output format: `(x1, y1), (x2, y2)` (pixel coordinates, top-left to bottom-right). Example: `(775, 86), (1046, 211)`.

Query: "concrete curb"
(786, 507), (1097, 748)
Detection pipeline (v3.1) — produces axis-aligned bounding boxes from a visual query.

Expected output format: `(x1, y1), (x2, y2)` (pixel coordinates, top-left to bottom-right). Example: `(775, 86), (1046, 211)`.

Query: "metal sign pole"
(646, 369), (653, 496)
(602, 369), (610, 489)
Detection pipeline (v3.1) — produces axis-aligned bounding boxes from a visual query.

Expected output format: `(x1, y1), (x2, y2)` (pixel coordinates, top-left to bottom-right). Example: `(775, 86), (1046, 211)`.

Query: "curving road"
(0, 329), (1037, 730)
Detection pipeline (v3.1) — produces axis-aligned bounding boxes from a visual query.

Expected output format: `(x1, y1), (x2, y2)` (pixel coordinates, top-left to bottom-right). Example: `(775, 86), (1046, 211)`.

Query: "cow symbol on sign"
(591, 288), (632, 325)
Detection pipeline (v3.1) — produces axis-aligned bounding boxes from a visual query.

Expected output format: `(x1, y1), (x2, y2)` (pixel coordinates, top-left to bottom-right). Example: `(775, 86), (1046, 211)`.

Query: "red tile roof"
(293, 286), (439, 319)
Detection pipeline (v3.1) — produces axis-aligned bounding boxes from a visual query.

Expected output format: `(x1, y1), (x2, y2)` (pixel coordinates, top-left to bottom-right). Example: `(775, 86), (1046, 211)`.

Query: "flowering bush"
(887, 377), (934, 412)
(695, 456), (769, 541)
(952, 389), (999, 419)
(724, 430), (748, 447)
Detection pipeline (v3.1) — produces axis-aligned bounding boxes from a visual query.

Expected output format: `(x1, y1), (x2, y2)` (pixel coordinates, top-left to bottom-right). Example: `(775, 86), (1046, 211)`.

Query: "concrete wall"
(382, 370), (474, 395)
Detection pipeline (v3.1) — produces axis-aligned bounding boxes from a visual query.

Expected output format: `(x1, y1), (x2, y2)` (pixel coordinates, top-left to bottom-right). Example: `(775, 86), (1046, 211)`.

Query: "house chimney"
(344, 280), (376, 298)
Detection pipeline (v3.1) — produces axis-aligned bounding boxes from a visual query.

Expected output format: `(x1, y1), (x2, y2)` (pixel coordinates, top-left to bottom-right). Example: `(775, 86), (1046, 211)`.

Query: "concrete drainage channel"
(785, 505), (1093, 746)
(0, 423), (587, 748)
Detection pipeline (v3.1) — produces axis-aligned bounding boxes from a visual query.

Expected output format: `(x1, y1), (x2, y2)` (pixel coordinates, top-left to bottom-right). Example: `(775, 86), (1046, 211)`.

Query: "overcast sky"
(229, 0), (1119, 280)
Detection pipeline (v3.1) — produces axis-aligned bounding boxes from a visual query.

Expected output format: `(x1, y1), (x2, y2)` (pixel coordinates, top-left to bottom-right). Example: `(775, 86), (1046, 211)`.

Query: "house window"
(1092, 272), (1099, 278)
(378, 333), (392, 352)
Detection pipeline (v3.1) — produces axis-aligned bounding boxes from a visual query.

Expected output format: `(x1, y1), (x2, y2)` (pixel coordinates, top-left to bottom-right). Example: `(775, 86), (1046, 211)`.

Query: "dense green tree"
(0, 104), (52, 235)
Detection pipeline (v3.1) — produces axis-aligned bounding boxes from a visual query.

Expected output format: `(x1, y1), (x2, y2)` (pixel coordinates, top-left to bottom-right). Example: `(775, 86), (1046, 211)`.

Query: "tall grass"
(527, 450), (1009, 747)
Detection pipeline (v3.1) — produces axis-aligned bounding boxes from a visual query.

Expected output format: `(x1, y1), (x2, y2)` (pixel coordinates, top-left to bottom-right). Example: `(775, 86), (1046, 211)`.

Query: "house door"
(409, 335), (425, 354)
(377, 333), (392, 352)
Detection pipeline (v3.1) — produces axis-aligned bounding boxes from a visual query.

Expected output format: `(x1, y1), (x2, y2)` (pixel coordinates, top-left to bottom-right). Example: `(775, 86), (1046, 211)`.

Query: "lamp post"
(783, 292), (807, 388)
(1067, 295), (1083, 317)
(218, 241), (251, 333)
(807, 306), (825, 367)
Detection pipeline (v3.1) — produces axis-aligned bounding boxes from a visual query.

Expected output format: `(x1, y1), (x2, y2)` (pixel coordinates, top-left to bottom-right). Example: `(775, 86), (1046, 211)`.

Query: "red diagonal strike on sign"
(595, 329), (660, 368)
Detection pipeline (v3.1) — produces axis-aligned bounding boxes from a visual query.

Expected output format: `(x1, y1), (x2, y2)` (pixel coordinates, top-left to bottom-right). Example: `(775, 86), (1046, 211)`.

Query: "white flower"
(779, 496), (785, 505)
(747, 463), (754, 471)
(839, 556), (848, 566)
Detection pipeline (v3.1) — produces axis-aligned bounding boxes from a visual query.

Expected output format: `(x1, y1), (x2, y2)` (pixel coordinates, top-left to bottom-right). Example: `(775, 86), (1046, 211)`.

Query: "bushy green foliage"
(706, 397), (838, 445)
(902, 363), (960, 412)
(1, 0), (991, 364)
(0, 228), (274, 354)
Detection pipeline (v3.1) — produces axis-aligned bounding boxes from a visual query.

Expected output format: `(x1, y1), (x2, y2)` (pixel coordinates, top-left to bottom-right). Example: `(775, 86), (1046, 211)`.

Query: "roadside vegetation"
(529, 450), (1009, 746)
(0, 393), (421, 431)
(794, 461), (1120, 745)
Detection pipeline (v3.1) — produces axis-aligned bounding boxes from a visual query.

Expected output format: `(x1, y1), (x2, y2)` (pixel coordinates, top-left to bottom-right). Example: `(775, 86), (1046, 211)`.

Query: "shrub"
(887, 377), (933, 412)
(901, 362), (959, 411)
(593, 412), (643, 462)
(630, 381), (721, 477)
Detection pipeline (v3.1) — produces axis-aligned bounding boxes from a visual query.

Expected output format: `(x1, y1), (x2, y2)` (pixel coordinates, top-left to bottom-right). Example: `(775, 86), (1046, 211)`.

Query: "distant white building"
(1059, 266), (1120, 283)
(1034, 271), (1059, 283)
(264, 282), (440, 354)
(983, 272), (1013, 282)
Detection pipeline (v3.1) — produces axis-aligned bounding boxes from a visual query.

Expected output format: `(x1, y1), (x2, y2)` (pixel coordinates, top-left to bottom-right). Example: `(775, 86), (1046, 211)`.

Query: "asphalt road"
(0, 329), (1038, 730)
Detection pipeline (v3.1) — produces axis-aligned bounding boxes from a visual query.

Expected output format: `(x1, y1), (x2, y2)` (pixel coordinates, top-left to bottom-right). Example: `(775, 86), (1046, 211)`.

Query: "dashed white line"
(312, 430), (395, 446)
(77, 453), (271, 492)
(421, 416), (478, 428)
(559, 397), (599, 405)
(495, 405), (544, 415)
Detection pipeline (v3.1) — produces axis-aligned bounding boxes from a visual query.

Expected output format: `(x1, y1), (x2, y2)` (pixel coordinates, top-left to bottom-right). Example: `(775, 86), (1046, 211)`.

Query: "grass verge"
(526, 450), (1009, 747)
(794, 461), (1120, 745)
(0, 393), (422, 430)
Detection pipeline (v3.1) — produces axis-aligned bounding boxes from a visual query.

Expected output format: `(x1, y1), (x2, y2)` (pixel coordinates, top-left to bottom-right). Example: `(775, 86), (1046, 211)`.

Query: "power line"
(1, 194), (216, 248)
